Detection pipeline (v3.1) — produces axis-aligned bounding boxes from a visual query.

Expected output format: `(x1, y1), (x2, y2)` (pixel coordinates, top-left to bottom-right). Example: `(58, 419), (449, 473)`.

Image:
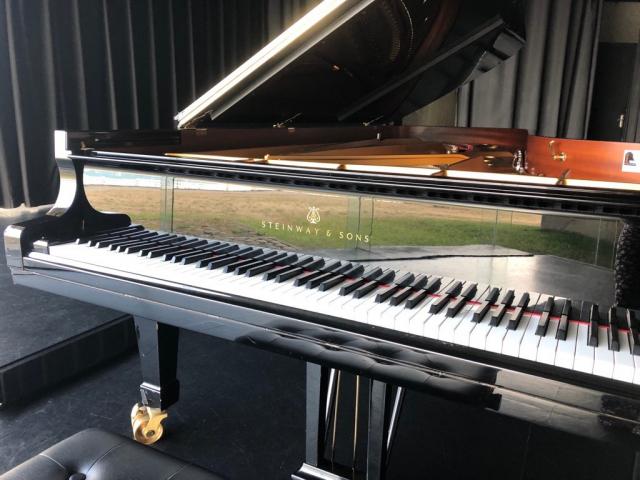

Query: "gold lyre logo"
(306, 206), (321, 224)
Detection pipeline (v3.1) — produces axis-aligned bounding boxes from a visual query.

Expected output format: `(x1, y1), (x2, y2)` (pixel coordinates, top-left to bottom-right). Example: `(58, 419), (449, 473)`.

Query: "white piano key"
(536, 318), (559, 365)
(613, 331), (635, 383)
(468, 315), (493, 350)
(554, 321), (578, 369)
(518, 294), (548, 361)
(574, 323), (595, 374)
(441, 302), (478, 341)
(593, 326), (614, 379)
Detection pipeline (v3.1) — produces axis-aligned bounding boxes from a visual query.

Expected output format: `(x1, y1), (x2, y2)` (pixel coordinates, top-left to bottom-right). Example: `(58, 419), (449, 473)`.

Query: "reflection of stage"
(0, 209), (135, 406)
(309, 245), (614, 306)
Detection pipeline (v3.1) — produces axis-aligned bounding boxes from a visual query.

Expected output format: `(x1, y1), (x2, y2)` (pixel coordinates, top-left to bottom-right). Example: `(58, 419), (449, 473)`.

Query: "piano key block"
(44, 229), (640, 394)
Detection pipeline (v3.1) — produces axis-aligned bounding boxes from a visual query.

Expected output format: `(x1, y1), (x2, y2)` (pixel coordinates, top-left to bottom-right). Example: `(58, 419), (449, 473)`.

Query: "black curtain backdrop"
(0, 0), (313, 208)
(457, 0), (603, 139)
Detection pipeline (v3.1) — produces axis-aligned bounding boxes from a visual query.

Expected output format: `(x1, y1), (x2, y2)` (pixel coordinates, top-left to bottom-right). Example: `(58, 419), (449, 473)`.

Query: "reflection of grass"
(247, 216), (613, 267)
(86, 186), (615, 268)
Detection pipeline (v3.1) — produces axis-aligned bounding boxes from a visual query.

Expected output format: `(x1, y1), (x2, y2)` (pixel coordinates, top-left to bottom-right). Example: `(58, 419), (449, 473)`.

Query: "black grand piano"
(6, 0), (640, 478)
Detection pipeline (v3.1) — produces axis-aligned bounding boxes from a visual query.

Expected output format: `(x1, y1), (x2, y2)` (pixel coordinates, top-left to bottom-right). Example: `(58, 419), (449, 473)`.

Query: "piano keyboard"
(45, 225), (640, 385)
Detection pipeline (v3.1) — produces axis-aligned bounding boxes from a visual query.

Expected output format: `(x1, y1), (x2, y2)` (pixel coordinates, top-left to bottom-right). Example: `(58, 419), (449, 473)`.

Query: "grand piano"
(6, 0), (640, 478)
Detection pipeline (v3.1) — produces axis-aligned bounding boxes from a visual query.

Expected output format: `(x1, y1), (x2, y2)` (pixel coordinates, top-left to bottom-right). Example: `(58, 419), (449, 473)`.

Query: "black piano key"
(424, 276), (442, 293)
(344, 265), (365, 277)
(389, 286), (412, 306)
(362, 266), (383, 281)
(305, 271), (335, 289)
(263, 256), (312, 281)
(340, 266), (384, 294)
(352, 280), (379, 299)
(587, 303), (600, 347)
(377, 269), (396, 285)
(339, 277), (367, 296)
(174, 242), (224, 263)
(375, 285), (399, 303)
(472, 287), (500, 323)
(555, 299), (572, 340)
(145, 239), (196, 258)
(202, 246), (251, 269)
(255, 251), (283, 262)
(404, 289), (428, 309)
(181, 246), (228, 265)
(316, 264), (365, 291)
(295, 261), (340, 287)
(162, 239), (209, 261)
(137, 236), (186, 256)
(211, 244), (241, 255)
(395, 272), (415, 287)
(608, 306), (622, 352)
(374, 272), (413, 302)
(319, 260), (342, 273)
(307, 264), (352, 289)
(490, 289), (515, 326)
(121, 235), (171, 254)
(235, 252), (284, 274)
(507, 293), (531, 331)
(305, 258), (326, 271)
(317, 275), (345, 292)
(77, 225), (144, 244)
(207, 247), (262, 270)
(153, 239), (207, 260)
(446, 283), (477, 317)
(534, 297), (554, 335)
(246, 262), (279, 277)
(429, 294), (451, 314)
(627, 309), (640, 356)
(225, 257), (261, 273)
(275, 266), (304, 283)
(428, 281), (460, 314)
(97, 231), (157, 249)
(351, 269), (391, 298)
(446, 297), (467, 317)
(374, 272), (407, 303)
(88, 228), (151, 247)
(230, 253), (280, 274)
(120, 234), (178, 253)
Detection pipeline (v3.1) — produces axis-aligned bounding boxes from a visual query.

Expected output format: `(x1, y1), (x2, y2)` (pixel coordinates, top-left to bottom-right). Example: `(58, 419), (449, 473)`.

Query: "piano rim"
(13, 250), (640, 445)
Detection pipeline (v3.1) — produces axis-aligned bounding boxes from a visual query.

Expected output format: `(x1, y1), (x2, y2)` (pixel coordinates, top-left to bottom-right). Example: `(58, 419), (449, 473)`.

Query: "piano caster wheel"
(130, 403), (168, 445)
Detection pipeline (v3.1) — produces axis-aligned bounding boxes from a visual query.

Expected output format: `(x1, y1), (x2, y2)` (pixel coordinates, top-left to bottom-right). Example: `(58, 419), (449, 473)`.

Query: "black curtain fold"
(457, 0), (603, 140)
(0, 0), (313, 208)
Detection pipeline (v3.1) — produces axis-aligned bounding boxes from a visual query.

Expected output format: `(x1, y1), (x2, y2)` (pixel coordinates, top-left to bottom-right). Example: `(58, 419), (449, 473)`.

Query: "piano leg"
(293, 364), (404, 480)
(130, 316), (180, 445)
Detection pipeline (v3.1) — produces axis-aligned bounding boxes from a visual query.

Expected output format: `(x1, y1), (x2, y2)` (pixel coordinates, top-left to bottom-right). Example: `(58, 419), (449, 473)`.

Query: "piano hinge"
(273, 112), (301, 129)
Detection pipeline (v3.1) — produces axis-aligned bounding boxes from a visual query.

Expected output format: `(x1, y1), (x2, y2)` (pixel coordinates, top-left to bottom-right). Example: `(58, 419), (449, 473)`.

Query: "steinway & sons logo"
(260, 206), (370, 243)
(306, 206), (321, 224)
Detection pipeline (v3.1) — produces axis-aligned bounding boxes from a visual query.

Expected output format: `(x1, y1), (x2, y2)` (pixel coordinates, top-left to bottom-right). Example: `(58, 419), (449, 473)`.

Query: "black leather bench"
(0, 429), (223, 480)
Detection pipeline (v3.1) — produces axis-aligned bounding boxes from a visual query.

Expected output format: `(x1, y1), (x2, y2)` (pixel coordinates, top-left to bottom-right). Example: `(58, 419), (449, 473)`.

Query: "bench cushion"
(0, 428), (223, 480)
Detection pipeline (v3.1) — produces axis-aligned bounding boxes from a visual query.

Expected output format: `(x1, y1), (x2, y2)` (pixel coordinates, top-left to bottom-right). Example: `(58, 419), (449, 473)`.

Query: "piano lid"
(175, 0), (525, 129)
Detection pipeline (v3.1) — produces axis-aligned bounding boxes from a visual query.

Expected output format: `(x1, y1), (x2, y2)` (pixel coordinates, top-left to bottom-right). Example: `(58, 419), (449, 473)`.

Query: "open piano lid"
(175, 0), (525, 129)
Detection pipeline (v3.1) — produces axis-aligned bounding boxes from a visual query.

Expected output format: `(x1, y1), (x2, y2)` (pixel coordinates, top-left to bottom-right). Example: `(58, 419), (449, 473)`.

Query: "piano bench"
(0, 428), (223, 480)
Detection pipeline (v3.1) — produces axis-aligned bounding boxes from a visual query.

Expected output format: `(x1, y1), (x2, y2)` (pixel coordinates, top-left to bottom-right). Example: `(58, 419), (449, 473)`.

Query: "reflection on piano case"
(5, 0), (640, 478)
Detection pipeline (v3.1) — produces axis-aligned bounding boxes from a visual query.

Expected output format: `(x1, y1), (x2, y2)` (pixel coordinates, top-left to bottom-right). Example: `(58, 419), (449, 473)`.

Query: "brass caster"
(130, 403), (168, 445)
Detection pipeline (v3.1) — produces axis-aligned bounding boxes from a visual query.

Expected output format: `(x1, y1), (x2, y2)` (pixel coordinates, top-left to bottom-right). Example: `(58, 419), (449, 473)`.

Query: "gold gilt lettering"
(259, 219), (371, 244)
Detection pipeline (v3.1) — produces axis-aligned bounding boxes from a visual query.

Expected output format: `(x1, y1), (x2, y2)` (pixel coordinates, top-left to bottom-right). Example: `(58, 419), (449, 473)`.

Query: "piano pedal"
(130, 403), (168, 445)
